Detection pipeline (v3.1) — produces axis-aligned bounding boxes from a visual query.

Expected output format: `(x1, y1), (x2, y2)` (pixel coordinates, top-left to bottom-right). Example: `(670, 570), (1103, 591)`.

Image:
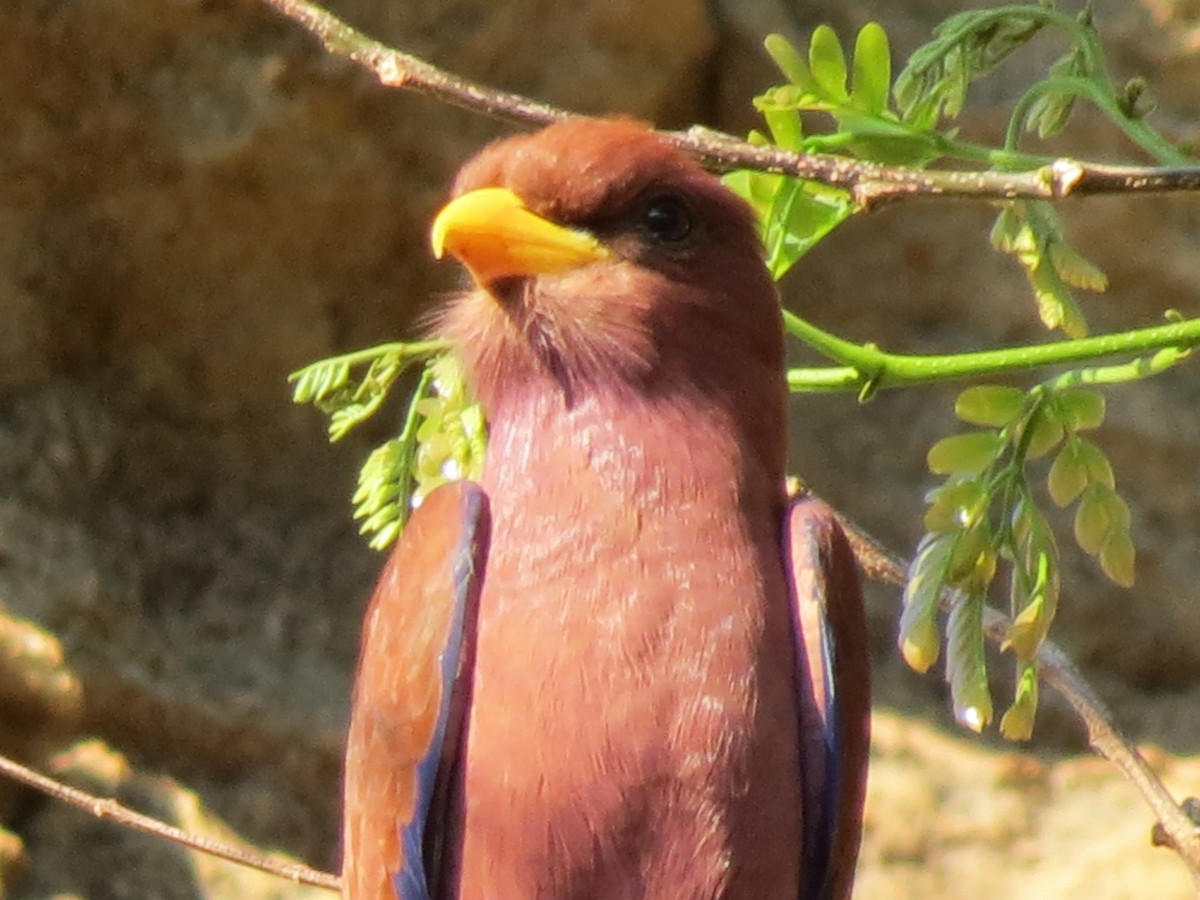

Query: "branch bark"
(0, 752), (341, 891)
(259, 0), (1200, 207)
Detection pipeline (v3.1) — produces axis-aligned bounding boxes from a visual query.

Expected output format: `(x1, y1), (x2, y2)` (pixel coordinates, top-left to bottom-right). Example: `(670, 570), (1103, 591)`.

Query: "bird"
(341, 117), (870, 900)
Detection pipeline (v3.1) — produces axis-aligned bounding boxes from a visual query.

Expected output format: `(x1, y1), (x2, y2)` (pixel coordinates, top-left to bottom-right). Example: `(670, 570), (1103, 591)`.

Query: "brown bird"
(342, 117), (870, 900)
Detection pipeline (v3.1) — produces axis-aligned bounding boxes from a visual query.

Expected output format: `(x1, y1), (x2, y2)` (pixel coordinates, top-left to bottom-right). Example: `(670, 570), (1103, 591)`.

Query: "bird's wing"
(784, 493), (871, 900)
(343, 481), (490, 900)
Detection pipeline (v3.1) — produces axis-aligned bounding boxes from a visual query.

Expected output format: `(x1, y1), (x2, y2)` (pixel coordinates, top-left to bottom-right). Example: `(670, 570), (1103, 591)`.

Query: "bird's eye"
(639, 194), (693, 244)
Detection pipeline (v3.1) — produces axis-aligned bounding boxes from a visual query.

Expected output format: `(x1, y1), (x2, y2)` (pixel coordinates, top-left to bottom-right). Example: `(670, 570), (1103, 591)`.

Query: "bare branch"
(260, 0), (567, 127)
(0, 752), (341, 892)
(837, 513), (1200, 883)
(258, 0), (1200, 205)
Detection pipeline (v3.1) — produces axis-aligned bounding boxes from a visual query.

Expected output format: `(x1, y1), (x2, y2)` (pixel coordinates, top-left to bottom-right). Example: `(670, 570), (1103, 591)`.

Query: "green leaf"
(1006, 523), (1059, 660)
(763, 106), (805, 151)
(1004, 498), (1060, 728)
(828, 120), (949, 168)
(997, 202), (1096, 338)
(808, 25), (849, 102)
(352, 437), (410, 551)
(726, 172), (855, 281)
(371, 518), (402, 552)
(288, 341), (450, 444)
(289, 358), (351, 405)
(1048, 436), (1115, 494)
(893, 7), (1048, 128)
(346, 353), (487, 552)
(1100, 531), (1136, 587)
(947, 523), (995, 586)
(721, 168), (772, 212)
(989, 205), (1021, 253)
(1026, 89), (1077, 140)
(359, 501), (401, 537)
(900, 532), (955, 673)
(411, 354), (487, 507)
(954, 385), (1025, 427)
(851, 22), (892, 115)
(1073, 485), (1109, 555)
(1077, 438), (1115, 488)
(1049, 240), (1109, 292)
(764, 33), (815, 89)
(1057, 389), (1106, 431)
(924, 477), (988, 533)
(947, 588), (993, 733)
(1025, 44), (1090, 139)
(900, 608), (942, 675)
(1073, 483), (1128, 555)
(333, 354), (408, 438)
(927, 431), (1000, 476)
(1047, 438), (1089, 506)
(1024, 411), (1064, 459)
(1000, 662), (1039, 741)
(1006, 590), (1048, 661)
(1027, 251), (1088, 338)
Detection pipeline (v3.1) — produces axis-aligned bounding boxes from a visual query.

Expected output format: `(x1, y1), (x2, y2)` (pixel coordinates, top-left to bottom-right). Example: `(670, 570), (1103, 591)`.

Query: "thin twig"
(262, 0), (567, 127)
(258, 0), (1200, 206)
(0, 753), (341, 892)
(837, 513), (1200, 882)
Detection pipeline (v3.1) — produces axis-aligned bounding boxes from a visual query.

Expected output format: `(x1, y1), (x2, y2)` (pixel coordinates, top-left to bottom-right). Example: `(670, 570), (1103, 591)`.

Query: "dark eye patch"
(638, 193), (693, 245)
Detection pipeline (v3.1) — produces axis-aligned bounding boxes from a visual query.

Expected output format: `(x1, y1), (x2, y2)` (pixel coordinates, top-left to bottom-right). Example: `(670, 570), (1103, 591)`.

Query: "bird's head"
(432, 118), (784, 419)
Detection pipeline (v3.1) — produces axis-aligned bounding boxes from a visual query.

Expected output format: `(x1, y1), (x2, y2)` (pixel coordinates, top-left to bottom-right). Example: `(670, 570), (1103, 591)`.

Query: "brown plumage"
(343, 117), (869, 900)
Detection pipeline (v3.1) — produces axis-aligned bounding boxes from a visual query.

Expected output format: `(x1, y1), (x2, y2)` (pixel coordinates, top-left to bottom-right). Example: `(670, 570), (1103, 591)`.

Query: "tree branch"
(261, 0), (568, 128)
(783, 312), (1199, 395)
(836, 510), (1200, 883)
(258, 0), (1200, 206)
(0, 752), (341, 892)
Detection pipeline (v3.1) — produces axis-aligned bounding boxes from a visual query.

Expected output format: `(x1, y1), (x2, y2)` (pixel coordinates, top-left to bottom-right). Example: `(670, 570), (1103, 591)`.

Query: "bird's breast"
(453, 398), (803, 899)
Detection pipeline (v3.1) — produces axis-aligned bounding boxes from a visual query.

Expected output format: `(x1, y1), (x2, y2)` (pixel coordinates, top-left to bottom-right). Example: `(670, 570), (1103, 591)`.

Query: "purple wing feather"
(343, 481), (489, 900)
(784, 493), (871, 900)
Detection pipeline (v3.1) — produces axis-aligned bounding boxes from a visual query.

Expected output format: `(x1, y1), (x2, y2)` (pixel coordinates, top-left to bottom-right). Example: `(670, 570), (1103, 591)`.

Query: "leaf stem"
(784, 311), (1199, 393)
(1007, 77), (1194, 165)
(288, 340), (450, 384)
(390, 363), (437, 531)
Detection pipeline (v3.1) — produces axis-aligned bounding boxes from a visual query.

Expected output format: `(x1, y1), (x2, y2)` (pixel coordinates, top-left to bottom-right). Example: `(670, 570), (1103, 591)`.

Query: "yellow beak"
(430, 187), (610, 285)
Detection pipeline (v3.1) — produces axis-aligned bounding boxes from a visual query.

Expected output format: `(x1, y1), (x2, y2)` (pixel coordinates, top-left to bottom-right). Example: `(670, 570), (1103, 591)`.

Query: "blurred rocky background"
(0, 0), (1197, 896)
